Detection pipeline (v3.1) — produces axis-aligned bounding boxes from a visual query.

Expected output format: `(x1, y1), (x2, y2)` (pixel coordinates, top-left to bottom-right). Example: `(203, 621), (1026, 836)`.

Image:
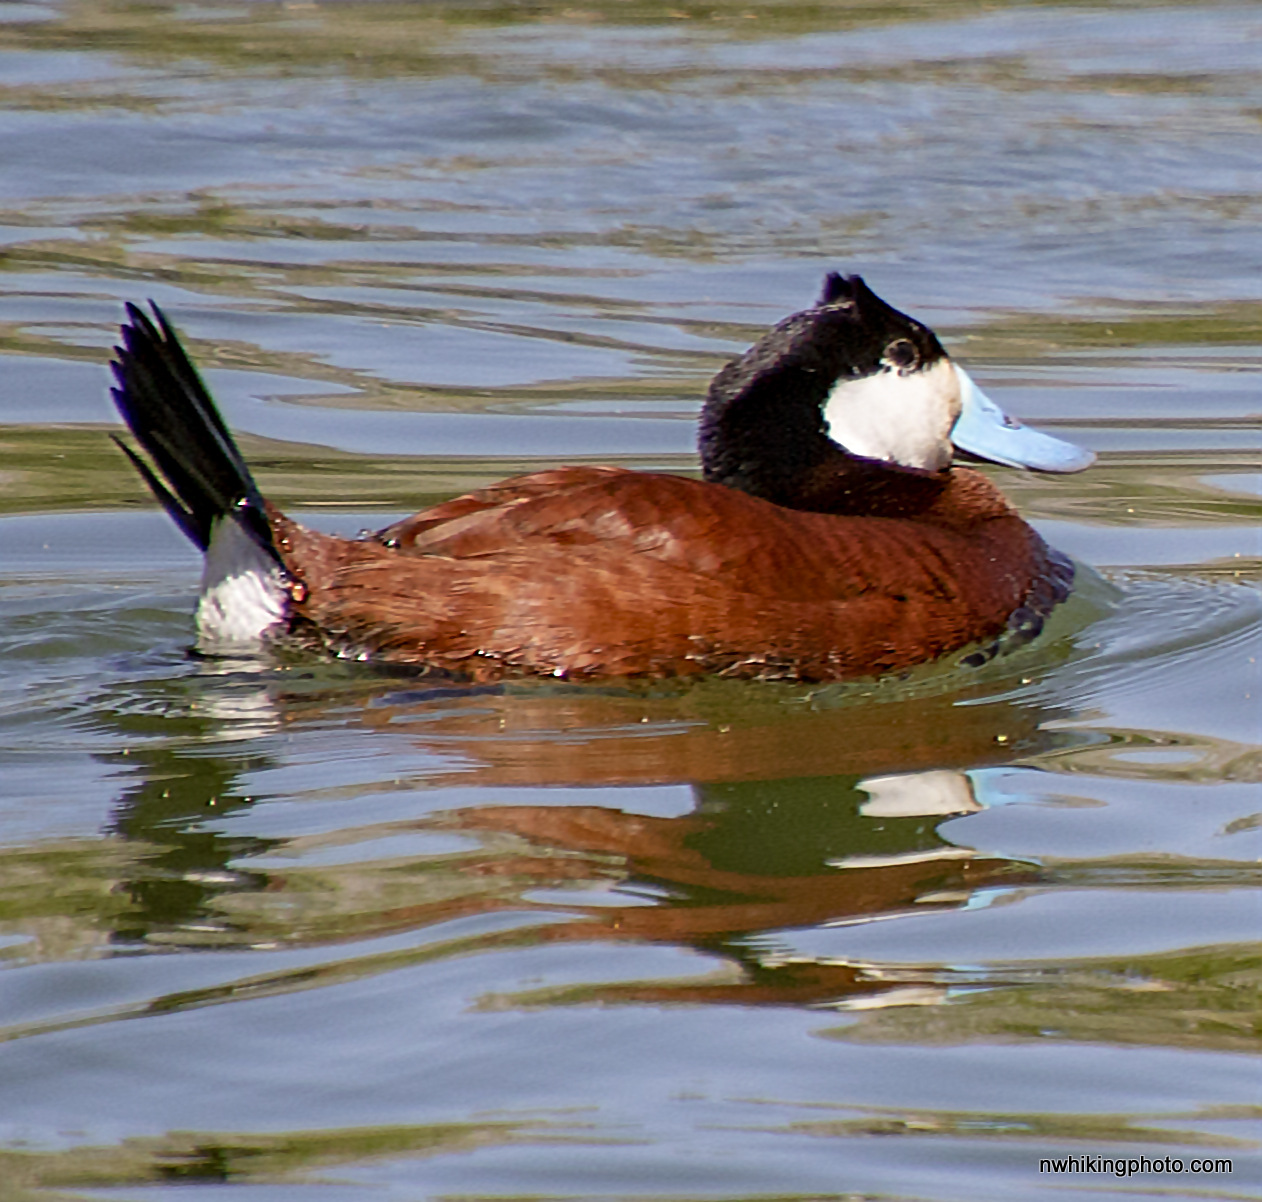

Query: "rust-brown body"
(110, 288), (1083, 682)
(272, 464), (1057, 682)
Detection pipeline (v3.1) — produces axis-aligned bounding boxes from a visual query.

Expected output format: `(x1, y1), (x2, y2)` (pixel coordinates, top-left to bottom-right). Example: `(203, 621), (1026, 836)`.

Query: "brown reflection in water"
(95, 676), (1056, 1008)
(447, 773), (1036, 1008)
(358, 681), (1052, 1005)
(352, 677), (1052, 787)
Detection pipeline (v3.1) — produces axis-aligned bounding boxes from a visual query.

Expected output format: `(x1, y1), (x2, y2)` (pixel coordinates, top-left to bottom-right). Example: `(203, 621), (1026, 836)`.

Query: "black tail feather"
(110, 432), (204, 547)
(110, 302), (281, 565)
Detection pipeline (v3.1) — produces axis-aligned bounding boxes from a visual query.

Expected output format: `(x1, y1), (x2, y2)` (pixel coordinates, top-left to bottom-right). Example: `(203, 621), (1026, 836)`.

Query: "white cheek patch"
(195, 517), (288, 653)
(822, 357), (960, 471)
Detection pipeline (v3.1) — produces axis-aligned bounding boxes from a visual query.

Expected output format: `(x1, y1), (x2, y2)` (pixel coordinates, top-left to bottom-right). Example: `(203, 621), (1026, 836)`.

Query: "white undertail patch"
(822, 357), (961, 471)
(195, 517), (288, 653)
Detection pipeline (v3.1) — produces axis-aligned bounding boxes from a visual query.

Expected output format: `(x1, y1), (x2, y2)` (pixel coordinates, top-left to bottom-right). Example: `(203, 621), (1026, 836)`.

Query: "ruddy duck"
(110, 274), (1092, 681)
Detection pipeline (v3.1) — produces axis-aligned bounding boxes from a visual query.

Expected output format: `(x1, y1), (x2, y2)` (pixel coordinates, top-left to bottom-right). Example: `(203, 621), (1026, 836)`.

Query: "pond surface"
(0, 1), (1260, 1199)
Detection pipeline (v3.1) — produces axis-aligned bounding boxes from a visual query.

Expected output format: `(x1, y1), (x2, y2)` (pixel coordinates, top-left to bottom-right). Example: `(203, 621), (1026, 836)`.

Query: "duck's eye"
(884, 339), (918, 370)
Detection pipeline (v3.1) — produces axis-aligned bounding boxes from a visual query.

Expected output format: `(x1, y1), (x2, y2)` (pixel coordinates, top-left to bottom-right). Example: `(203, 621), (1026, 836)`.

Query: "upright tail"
(110, 303), (279, 563)
(111, 303), (289, 648)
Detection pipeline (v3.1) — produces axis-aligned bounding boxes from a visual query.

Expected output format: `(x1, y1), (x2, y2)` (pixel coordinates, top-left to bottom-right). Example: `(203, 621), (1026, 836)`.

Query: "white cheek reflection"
(824, 769), (982, 872)
(856, 769), (982, 818)
(822, 357), (960, 471)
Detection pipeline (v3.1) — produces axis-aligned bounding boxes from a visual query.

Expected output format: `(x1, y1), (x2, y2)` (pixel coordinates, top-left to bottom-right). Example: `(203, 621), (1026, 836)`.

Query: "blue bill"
(951, 367), (1095, 473)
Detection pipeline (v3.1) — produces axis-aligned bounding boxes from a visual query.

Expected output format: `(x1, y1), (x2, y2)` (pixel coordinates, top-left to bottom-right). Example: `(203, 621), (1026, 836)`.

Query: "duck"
(110, 273), (1092, 682)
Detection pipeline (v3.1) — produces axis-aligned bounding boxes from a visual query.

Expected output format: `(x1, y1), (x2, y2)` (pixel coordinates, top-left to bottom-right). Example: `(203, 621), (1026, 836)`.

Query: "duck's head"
(699, 273), (1093, 514)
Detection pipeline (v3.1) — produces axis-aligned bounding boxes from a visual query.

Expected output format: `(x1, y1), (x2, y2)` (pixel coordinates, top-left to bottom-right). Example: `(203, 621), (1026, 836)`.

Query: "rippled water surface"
(1, 2), (1260, 1199)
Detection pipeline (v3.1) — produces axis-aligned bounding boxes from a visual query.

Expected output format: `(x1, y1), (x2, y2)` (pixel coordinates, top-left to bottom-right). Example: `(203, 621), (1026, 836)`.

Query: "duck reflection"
(108, 749), (274, 945)
(98, 670), (1058, 1007)
(102, 668), (285, 946)
(449, 768), (1031, 1007)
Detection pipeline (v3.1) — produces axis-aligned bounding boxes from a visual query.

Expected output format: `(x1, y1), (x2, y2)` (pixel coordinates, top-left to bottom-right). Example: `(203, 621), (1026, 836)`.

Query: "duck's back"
(273, 466), (1064, 682)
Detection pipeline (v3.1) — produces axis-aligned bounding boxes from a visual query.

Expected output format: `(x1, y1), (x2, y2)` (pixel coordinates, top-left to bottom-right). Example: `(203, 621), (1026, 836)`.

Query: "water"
(1, 2), (1260, 1198)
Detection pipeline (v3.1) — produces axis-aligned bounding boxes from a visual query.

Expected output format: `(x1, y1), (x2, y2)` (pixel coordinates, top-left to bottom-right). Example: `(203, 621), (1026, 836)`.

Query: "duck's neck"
(792, 453), (951, 517)
(698, 361), (949, 518)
